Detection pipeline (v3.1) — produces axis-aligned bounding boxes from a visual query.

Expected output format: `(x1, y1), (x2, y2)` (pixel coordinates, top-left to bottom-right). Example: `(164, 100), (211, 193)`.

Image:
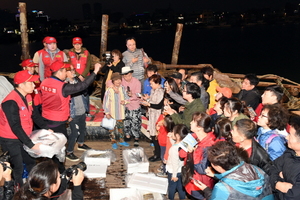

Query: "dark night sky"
(0, 0), (299, 20)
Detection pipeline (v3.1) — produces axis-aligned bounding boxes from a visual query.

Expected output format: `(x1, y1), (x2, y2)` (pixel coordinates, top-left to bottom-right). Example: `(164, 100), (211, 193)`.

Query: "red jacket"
(0, 90), (33, 139)
(156, 114), (167, 147)
(69, 50), (89, 75)
(38, 49), (65, 79)
(41, 77), (70, 121)
(179, 132), (216, 197)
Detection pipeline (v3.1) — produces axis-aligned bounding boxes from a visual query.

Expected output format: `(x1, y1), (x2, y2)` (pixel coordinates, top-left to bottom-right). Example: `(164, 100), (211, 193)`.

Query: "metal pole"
(19, 2), (30, 60)
(171, 23), (183, 65)
(100, 15), (109, 60)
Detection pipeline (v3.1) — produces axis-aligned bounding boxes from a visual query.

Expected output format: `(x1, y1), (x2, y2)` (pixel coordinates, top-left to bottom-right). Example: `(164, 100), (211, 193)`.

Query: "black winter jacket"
(250, 139), (273, 175)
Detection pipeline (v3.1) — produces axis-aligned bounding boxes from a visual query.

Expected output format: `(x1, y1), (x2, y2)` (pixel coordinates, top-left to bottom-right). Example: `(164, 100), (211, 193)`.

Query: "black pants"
(0, 138), (36, 186)
(44, 119), (67, 173)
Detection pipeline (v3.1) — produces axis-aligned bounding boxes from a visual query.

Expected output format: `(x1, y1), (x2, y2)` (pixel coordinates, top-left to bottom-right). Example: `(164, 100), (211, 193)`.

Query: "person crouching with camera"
(13, 160), (84, 200)
(0, 161), (13, 200)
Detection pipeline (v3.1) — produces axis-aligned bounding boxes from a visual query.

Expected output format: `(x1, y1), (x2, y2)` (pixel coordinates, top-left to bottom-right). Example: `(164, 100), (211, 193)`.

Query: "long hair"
(14, 160), (59, 200)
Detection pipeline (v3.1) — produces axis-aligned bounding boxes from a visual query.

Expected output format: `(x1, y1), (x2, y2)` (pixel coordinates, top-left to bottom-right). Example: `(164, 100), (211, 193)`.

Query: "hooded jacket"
(204, 161), (274, 200)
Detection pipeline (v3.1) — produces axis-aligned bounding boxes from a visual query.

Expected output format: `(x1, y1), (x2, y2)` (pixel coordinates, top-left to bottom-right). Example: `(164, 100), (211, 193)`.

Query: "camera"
(102, 51), (114, 65)
(0, 152), (10, 171)
(61, 162), (87, 180)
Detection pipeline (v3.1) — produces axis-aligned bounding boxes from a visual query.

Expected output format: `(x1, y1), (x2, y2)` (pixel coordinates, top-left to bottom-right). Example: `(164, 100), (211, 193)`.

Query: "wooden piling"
(100, 15), (109, 60)
(171, 23), (183, 65)
(19, 2), (30, 60)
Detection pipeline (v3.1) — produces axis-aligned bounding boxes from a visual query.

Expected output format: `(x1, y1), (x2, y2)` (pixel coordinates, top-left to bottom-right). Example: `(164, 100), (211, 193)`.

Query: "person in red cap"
(40, 61), (101, 140)
(21, 59), (38, 75)
(68, 37), (93, 117)
(21, 59), (42, 114)
(0, 70), (50, 187)
(33, 36), (68, 81)
(68, 37), (92, 81)
(40, 61), (101, 171)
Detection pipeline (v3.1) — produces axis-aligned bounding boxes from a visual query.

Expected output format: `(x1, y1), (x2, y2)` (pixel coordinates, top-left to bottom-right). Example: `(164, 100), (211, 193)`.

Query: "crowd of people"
(0, 35), (299, 200)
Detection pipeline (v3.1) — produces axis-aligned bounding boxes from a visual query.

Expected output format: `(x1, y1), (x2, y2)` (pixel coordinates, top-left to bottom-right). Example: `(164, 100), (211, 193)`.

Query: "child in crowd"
(223, 97), (249, 126)
(166, 124), (188, 200)
(103, 72), (129, 149)
(156, 115), (175, 177)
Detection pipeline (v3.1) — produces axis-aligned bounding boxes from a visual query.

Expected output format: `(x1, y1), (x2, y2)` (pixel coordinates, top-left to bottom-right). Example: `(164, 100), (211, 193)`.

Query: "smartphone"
(127, 86), (130, 92)
(190, 177), (202, 185)
(248, 106), (257, 116)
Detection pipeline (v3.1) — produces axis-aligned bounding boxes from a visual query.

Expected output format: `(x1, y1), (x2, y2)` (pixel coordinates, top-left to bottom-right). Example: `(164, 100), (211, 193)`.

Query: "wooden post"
(19, 2), (30, 60)
(171, 23), (183, 65)
(100, 15), (109, 60)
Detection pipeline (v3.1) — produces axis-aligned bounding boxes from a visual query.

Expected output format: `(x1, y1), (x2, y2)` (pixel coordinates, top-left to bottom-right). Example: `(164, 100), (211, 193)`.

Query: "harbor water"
(0, 24), (299, 82)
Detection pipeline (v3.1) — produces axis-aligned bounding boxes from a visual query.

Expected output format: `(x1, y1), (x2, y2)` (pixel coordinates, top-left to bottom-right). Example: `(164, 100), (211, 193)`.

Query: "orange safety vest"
(38, 49), (65, 79)
(68, 50), (89, 75)
(41, 78), (70, 121)
(0, 90), (33, 139)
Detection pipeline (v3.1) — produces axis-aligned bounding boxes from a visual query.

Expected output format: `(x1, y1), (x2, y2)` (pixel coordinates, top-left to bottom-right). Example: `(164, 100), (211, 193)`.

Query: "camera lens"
(77, 162), (87, 172)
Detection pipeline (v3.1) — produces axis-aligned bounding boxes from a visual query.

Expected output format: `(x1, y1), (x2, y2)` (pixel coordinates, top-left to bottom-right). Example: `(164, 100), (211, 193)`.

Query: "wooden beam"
(19, 2), (30, 60)
(100, 15), (109, 60)
(171, 23), (183, 64)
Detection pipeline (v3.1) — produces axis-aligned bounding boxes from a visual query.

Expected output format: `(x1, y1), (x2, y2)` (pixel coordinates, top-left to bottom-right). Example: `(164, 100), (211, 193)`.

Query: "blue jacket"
(143, 76), (165, 95)
(256, 127), (286, 161)
(208, 162), (274, 200)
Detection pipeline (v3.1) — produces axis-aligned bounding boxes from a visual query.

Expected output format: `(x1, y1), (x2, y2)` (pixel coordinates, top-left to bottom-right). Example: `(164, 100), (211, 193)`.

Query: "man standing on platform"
(122, 37), (151, 83)
(33, 36), (68, 80)
(40, 61), (101, 140)
(68, 37), (92, 81)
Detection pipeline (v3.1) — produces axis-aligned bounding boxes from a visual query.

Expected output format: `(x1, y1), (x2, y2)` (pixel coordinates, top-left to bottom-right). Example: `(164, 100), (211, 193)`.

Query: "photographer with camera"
(100, 49), (125, 100)
(14, 160), (85, 200)
(0, 158), (13, 200)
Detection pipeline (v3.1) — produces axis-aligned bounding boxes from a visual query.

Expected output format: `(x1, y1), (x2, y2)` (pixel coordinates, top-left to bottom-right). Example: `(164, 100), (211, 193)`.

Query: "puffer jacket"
(203, 161), (274, 200)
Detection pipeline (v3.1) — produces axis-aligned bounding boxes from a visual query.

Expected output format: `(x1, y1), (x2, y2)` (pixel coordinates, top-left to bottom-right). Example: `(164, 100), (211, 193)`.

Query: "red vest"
(38, 49), (65, 79)
(0, 90), (33, 139)
(41, 78), (71, 121)
(68, 50), (89, 75)
(31, 80), (42, 106)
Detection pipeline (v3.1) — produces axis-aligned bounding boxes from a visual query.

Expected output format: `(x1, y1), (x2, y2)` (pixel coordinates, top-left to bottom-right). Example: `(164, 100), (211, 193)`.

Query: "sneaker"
(156, 171), (168, 178)
(118, 142), (130, 147)
(134, 140), (139, 147)
(77, 144), (92, 151)
(66, 153), (79, 162)
(150, 143), (154, 147)
(112, 143), (118, 149)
